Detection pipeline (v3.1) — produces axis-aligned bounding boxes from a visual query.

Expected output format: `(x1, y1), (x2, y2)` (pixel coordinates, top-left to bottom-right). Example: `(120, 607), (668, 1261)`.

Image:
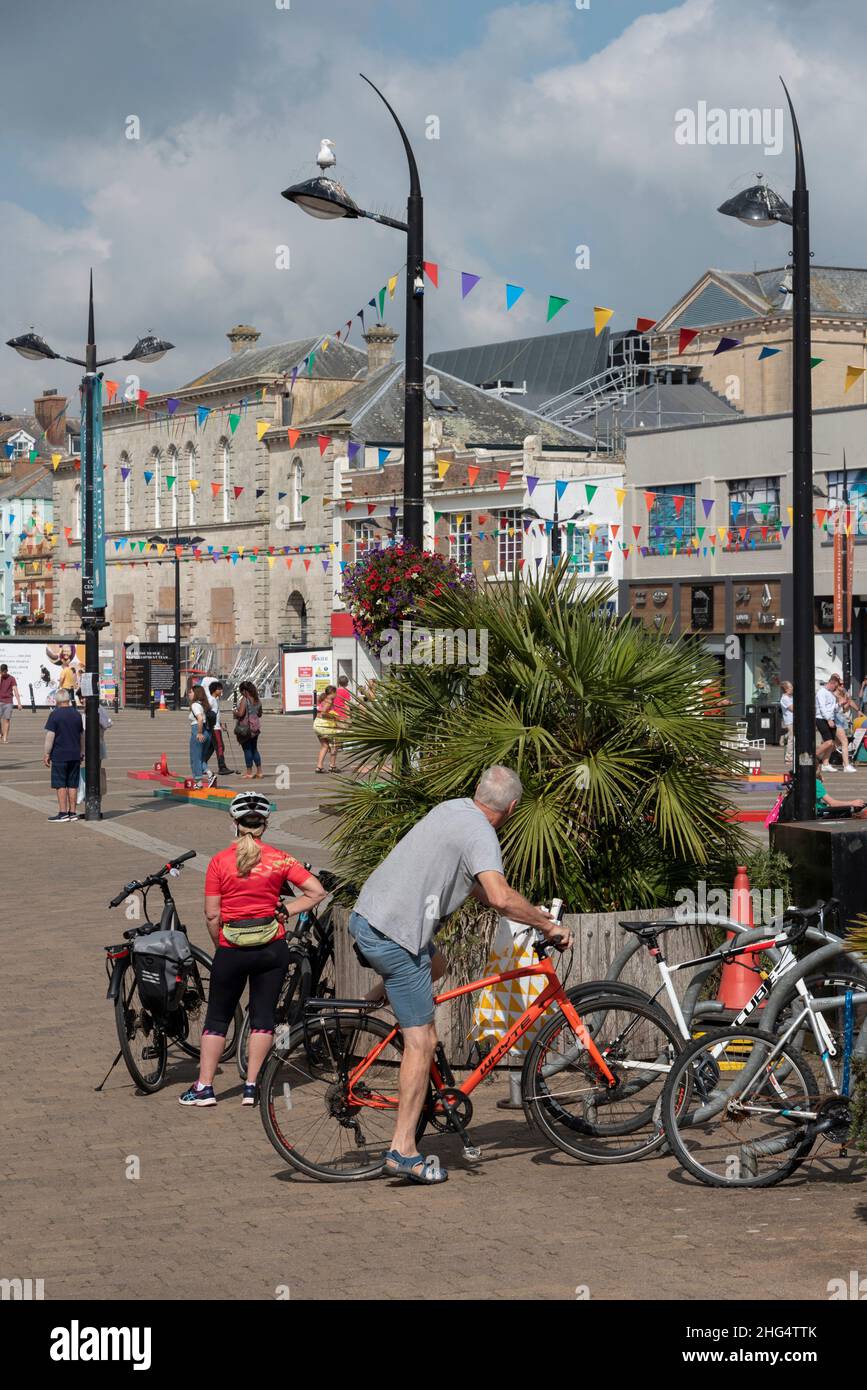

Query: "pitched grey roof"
(427, 327), (613, 412)
(0, 462), (54, 502)
(594, 382), (739, 444)
(183, 336), (367, 389)
(307, 360), (595, 449)
(665, 267), (867, 329)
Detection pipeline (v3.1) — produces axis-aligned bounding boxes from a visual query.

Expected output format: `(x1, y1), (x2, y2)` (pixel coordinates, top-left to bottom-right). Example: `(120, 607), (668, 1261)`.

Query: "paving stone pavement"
(2, 709), (865, 1300)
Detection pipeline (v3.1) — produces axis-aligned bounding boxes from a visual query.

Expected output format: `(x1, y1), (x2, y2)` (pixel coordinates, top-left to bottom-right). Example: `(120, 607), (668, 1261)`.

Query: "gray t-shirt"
(354, 798), (504, 954)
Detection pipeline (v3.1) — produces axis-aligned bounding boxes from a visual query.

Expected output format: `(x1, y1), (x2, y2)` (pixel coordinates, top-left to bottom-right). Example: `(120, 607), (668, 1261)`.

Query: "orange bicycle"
(258, 929), (683, 1180)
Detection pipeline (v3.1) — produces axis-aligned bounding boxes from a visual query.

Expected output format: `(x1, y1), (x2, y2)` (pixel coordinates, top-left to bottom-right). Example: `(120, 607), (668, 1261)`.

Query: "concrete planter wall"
(333, 905), (712, 1062)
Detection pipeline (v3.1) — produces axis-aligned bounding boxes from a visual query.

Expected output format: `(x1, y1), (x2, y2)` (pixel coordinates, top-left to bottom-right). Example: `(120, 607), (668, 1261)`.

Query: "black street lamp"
(718, 79), (815, 821)
(147, 527), (205, 709)
(8, 274), (173, 819)
(281, 73), (425, 550)
(523, 493), (587, 564)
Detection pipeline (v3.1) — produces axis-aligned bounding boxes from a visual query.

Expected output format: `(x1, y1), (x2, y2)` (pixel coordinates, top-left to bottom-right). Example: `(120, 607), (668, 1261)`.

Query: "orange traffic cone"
(157, 690), (167, 712)
(156, 752), (169, 775)
(715, 865), (760, 1012)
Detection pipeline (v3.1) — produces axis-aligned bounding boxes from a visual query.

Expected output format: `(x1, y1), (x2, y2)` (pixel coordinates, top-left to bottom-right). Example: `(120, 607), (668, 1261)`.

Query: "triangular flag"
(228, 413), (240, 433)
(300, 494), (310, 504)
(377, 448), (391, 467)
(615, 487), (626, 508)
(137, 389), (149, 407)
(555, 480), (568, 501)
(387, 275), (399, 300)
(526, 476), (538, 495)
(702, 497), (714, 518)
(713, 336), (741, 355)
(643, 491), (657, 511)
(256, 420), (270, 442)
(189, 479), (200, 492)
(584, 484), (597, 504)
(318, 435), (331, 456)
(166, 475), (176, 490)
(166, 398), (179, 415)
(104, 380), (119, 403)
(461, 272), (480, 299)
(378, 287), (386, 319)
(347, 441), (361, 462)
(437, 459), (450, 480)
(143, 470), (153, 485)
(845, 365), (865, 393)
(505, 284), (525, 311)
(810, 357), (824, 369)
(678, 328), (699, 354)
(120, 465), (131, 481)
(52, 454), (62, 471)
(256, 488), (265, 498)
(197, 406), (211, 427)
(497, 470), (510, 491)
(467, 465), (480, 486)
(233, 486), (244, 499)
(287, 428), (301, 448)
(547, 295), (569, 323)
(757, 346), (781, 361)
(211, 482), (222, 497)
(593, 306), (613, 336)
(423, 262), (439, 287)
(635, 317), (656, 333)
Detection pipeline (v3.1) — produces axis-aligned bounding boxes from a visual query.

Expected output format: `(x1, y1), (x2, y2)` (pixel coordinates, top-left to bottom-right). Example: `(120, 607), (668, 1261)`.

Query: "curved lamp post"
(7, 274), (173, 819)
(147, 530), (205, 709)
(718, 79), (815, 822)
(281, 74), (425, 550)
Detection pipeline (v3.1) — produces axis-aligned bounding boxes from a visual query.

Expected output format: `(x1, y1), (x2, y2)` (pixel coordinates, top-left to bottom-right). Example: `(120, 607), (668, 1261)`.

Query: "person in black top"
(43, 690), (84, 821)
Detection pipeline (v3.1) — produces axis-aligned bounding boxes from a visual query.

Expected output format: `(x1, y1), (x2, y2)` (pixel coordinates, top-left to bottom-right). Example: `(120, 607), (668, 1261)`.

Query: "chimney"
(34, 388), (68, 448)
(226, 324), (261, 356)
(363, 323), (399, 374)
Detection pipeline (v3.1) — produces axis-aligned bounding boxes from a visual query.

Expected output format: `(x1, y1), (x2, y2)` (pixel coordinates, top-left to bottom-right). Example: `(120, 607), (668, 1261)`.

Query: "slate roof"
(664, 267), (867, 329)
(427, 327), (614, 413)
(183, 336), (367, 390)
(0, 461), (54, 502)
(306, 361), (595, 449)
(591, 382), (739, 444)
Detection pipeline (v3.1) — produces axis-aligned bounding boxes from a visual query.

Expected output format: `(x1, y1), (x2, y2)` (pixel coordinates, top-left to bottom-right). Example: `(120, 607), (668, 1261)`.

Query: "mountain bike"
(236, 866), (338, 1080)
(258, 921), (686, 1180)
(659, 913), (867, 1187)
(100, 852), (240, 1093)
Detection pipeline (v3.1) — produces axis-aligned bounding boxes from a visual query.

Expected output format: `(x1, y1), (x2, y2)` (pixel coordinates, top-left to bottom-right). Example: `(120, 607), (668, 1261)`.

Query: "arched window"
(119, 452), (132, 531)
(284, 591), (308, 646)
(220, 439), (230, 523)
(73, 483), (82, 540)
(291, 457), (303, 523)
(150, 449), (162, 528)
(167, 446), (179, 528)
(186, 443), (197, 526)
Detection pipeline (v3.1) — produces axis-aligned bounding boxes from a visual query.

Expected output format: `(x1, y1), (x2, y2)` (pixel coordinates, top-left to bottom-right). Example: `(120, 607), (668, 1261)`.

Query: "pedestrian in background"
(43, 690), (84, 822)
(0, 664), (21, 744)
(313, 685), (339, 774)
(816, 674), (842, 773)
(202, 677), (233, 776)
(189, 684), (215, 790)
(779, 680), (794, 768)
(234, 680), (264, 779)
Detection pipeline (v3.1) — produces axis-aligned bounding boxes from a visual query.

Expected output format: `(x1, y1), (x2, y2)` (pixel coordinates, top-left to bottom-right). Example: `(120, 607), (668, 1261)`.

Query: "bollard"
(29, 682), (36, 713)
(149, 690), (156, 719)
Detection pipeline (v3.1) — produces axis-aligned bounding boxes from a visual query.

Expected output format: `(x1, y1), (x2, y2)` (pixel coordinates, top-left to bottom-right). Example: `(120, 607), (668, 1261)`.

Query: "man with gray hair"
(349, 764), (570, 1185)
(43, 689), (84, 822)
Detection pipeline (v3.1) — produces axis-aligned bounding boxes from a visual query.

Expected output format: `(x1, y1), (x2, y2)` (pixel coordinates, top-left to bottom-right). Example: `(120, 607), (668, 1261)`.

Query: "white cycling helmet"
(229, 791), (272, 823)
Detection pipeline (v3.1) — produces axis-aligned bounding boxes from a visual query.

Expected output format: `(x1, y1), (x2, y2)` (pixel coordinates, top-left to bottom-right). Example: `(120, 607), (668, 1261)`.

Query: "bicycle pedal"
(141, 1047), (161, 1060)
(462, 1144), (482, 1163)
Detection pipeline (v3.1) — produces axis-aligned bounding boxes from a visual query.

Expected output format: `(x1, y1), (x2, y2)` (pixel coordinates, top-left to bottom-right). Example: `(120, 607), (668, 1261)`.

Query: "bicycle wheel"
(522, 992), (684, 1162)
(236, 947), (312, 1080)
(175, 946), (241, 1063)
(260, 1013), (431, 1181)
(775, 964), (867, 1091)
(660, 1027), (820, 1188)
(114, 967), (168, 1093)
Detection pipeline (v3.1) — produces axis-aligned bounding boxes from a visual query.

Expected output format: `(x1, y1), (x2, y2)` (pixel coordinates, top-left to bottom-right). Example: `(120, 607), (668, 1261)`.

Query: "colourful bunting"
(423, 262), (439, 287)
(678, 329), (699, 354)
(593, 306), (613, 337)
(256, 420), (270, 441)
(547, 295), (569, 323)
(461, 272), (480, 299)
(757, 346), (781, 361)
(505, 284), (525, 311)
(845, 365), (865, 393)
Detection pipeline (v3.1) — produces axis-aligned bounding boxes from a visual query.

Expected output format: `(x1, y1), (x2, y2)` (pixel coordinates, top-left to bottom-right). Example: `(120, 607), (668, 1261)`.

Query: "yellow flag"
(594, 306), (614, 337)
(156, 543), (166, 556)
(321, 338), (329, 352)
(267, 556), (276, 568)
(845, 365), (865, 393)
(718, 526), (727, 542)
(589, 522), (597, 538)
(482, 558), (490, 571)
(437, 458), (450, 480)
(388, 275), (399, 300)
(615, 487), (626, 507)
(455, 514), (463, 527)
(256, 420), (270, 441)
(189, 479), (201, 492)
(238, 545), (245, 557)
(787, 506), (793, 524)
(51, 453), (62, 470)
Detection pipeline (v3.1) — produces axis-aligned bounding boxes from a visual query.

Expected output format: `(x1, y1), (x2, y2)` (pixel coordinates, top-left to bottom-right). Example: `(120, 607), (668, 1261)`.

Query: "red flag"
(423, 261), (439, 287)
(303, 558), (311, 571)
(632, 525), (642, 541)
(610, 524), (620, 539)
(467, 465), (480, 486)
(137, 389), (149, 407)
(673, 495), (685, 516)
(287, 428), (301, 447)
(318, 435), (331, 455)
(643, 491), (656, 511)
(478, 514), (487, 525)
(285, 557), (293, 569)
(367, 503), (376, 515)
(636, 317), (656, 333)
(496, 470), (510, 490)
(104, 380), (119, 403)
(211, 482), (222, 497)
(233, 486), (244, 499)
(678, 328), (699, 354)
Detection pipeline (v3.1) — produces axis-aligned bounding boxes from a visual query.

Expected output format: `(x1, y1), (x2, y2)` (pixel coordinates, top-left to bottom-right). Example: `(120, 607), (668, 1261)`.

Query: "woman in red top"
(180, 791), (327, 1107)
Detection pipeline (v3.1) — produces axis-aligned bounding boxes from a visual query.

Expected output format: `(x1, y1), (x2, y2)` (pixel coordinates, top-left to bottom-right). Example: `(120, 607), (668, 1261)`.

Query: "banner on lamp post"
(833, 526), (854, 633)
(80, 375), (107, 611)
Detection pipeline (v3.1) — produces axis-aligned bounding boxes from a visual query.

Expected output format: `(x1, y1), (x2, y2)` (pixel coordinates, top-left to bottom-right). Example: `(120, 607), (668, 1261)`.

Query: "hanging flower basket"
(341, 546), (473, 655)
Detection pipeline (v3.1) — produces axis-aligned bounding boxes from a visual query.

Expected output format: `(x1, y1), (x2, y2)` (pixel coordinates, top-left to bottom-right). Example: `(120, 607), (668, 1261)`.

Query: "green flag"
(228, 413), (240, 433)
(547, 295), (569, 322)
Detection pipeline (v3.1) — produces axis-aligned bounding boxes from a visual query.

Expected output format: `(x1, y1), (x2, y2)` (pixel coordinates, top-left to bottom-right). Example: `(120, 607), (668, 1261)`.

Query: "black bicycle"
(236, 866), (338, 1080)
(101, 851), (240, 1093)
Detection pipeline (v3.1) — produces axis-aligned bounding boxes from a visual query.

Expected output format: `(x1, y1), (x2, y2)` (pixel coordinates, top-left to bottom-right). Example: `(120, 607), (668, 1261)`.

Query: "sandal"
(314, 767), (324, 774)
(384, 1149), (448, 1184)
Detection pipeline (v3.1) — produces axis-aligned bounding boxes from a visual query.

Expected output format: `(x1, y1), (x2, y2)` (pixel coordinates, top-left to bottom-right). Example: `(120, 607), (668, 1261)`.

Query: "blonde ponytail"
(235, 824), (264, 876)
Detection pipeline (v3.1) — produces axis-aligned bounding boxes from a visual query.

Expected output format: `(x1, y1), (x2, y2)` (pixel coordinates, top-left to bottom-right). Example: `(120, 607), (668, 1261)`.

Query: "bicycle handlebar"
(108, 850), (197, 907)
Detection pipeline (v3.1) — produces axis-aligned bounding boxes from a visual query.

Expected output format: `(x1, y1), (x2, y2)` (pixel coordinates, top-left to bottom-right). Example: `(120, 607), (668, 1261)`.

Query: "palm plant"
(327, 564), (746, 913)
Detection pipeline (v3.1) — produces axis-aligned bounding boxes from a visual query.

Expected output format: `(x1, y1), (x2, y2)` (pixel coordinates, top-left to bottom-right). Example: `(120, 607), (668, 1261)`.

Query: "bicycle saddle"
(618, 919), (682, 937)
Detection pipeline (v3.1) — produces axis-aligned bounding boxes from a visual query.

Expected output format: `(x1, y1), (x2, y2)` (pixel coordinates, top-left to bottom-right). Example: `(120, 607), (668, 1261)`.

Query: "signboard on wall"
(281, 647), (333, 714)
(122, 641), (176, 708)
(0, 638), (85, 706)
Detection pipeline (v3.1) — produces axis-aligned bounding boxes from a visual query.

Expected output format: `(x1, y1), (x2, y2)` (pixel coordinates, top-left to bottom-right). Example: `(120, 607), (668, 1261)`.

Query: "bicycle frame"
(343, 951), (617, 1109)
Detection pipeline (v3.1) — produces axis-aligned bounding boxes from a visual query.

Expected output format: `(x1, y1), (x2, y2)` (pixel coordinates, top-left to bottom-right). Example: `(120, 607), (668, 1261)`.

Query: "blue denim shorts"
(348, 911), (436, 1028)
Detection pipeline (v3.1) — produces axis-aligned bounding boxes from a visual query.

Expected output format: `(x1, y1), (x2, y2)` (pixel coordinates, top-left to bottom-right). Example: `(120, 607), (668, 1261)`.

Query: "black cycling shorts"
(203, 936), (289, 1036)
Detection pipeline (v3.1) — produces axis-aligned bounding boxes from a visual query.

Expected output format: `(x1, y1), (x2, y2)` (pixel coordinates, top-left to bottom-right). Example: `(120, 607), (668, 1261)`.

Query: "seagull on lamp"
(316, 139), (336, 170)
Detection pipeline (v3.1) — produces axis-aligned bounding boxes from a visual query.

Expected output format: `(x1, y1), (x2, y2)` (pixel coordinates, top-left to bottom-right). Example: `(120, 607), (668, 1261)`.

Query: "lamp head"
(717, 180), (793, 228)
(281, 175), (361, 220)
(125, 335), (174, 363)
(6, 331), (59, 361)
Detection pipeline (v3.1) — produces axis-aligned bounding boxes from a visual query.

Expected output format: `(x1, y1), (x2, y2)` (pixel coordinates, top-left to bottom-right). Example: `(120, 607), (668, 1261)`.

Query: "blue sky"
(0, 0), (861, 408)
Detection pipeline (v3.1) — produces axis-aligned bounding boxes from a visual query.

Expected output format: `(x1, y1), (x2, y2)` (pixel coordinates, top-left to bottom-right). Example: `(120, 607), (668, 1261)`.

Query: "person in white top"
(815, 674), (842, 772)
(833, 685), (857, 771)
(779, 680), (794, 767)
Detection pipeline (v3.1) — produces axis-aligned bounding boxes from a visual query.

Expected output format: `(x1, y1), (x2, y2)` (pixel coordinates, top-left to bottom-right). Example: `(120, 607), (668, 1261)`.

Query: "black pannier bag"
(132, 930), (194, 1020)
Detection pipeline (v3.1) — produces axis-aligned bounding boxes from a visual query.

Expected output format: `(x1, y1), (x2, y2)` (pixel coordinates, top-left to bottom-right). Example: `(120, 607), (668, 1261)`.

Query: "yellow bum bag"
(222, 916), (280, 947)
